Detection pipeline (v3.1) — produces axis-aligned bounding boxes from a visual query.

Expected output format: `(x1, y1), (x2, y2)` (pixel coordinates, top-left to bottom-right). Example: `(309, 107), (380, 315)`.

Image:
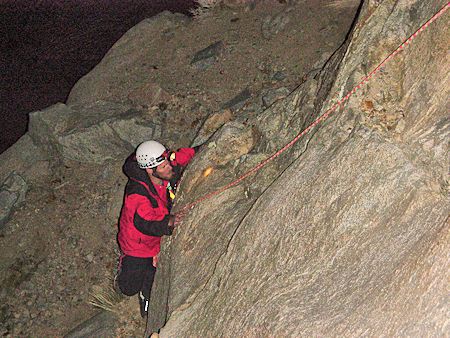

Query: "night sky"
(0, 0), (196, 153)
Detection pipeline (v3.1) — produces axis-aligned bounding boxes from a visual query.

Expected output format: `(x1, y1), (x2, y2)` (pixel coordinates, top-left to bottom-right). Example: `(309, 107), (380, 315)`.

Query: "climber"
(115, 140), (200, 318)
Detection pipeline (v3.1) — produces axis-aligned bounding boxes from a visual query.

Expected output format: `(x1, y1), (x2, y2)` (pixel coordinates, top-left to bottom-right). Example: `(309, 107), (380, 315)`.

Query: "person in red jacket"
(116, 140), (198, 318)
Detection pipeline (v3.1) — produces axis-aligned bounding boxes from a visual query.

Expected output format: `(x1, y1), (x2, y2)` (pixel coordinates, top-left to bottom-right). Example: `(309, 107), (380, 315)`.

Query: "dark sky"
(0, 0), (196, 153)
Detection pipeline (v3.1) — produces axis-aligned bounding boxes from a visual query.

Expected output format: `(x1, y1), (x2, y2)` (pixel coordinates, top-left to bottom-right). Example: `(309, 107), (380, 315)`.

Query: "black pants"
(117, 255), (156, 299)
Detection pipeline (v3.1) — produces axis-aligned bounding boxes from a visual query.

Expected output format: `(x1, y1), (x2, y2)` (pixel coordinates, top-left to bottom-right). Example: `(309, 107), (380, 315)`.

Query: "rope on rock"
(177, 2), (449, 216)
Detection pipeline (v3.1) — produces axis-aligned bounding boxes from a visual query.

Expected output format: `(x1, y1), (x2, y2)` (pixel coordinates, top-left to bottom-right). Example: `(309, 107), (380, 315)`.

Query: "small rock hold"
(272, 71), (287, 82)
(394, 119), (406, 133)
(221, 88), (252, 111)
(261, 87), (291, 107)
(86, 253), (94, 262)
(191, 41), (224, 70)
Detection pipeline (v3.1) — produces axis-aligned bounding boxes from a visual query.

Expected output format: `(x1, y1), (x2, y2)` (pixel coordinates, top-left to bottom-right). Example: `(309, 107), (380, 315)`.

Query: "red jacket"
(118, 147), (196, 258)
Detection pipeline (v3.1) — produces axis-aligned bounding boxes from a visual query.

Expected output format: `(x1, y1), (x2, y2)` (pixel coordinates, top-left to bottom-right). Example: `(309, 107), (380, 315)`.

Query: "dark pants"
(117, 255), (156, 299)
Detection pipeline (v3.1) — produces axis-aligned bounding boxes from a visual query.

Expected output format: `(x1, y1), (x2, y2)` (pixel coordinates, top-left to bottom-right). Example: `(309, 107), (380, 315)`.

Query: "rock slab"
(147, 0), (450, 336)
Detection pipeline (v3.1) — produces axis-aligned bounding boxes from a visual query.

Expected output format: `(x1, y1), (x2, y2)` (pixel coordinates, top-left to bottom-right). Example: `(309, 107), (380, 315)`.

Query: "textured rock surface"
(191, 41), (225, 70)
(1, 0), (448, 336)
(0, 172), (28, 229)
(66, 11), (189, 105)
(192, 109), (234, 146)
(65, 0), (355, 119)
(64, 310), (118, 338)
(0, 135), (50, 185)
(28, 101), (164, 165)
(147, 0), (450, 336)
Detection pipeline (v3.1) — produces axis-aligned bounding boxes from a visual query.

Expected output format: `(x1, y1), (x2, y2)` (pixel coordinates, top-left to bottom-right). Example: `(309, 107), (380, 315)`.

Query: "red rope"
(178, 2), (449, 216)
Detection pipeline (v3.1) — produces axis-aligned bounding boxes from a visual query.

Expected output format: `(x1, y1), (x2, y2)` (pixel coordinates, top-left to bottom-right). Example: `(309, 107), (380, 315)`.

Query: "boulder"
(67, 11), (189, 105)
(28, 101), (161, 166)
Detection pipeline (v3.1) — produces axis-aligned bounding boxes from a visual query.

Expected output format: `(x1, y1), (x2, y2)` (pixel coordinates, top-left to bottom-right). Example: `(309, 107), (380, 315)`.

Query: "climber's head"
(136, 140), (174, 181)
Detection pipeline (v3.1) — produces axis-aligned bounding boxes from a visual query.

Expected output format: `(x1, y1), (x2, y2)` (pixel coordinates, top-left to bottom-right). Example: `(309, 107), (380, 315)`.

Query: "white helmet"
(136, 140), (167, 169)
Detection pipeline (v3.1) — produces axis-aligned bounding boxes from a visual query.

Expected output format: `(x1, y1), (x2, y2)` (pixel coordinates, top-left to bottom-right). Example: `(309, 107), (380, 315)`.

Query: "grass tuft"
(87, 276), (124, 313)
(325, 0), (359, 9)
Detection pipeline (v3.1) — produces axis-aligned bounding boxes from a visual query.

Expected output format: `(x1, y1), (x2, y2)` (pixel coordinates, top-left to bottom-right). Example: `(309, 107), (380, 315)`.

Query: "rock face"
(0, 0), (448, 336)
(147, 1), (449, 336)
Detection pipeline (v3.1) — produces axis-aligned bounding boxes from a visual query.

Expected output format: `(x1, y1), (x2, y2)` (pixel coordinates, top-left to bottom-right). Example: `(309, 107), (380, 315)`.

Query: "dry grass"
(325, 0), (360, 9)
(87, 274), (145, 336)
(87, 276), (124, 313)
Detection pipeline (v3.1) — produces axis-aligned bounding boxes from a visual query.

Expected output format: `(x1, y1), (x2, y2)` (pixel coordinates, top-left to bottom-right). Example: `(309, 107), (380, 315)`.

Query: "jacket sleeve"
(171, 147), (197, 167)
(132, 195), (172, 237)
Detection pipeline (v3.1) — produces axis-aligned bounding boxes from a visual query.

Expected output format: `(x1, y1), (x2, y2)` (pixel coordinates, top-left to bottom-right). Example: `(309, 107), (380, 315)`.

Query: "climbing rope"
(177, 2), (449, 216)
